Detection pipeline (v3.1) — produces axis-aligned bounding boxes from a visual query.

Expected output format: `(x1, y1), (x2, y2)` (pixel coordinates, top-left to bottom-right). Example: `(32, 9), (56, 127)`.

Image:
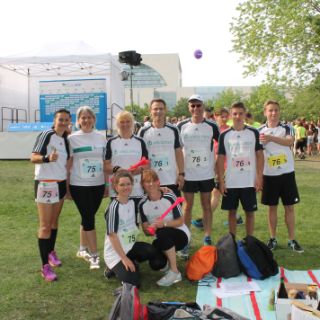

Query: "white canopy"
(0, 41), (120, 77)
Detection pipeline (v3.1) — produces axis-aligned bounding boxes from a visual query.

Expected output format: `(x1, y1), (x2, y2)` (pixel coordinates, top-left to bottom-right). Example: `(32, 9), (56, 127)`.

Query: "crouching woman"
(104, 171), (165, 287)
(139, 169), (191, 286)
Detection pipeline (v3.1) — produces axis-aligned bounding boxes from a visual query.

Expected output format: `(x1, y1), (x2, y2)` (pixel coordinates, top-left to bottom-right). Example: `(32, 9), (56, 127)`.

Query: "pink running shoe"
(41, 264), (57, 282)
(48, 251), (62, 267)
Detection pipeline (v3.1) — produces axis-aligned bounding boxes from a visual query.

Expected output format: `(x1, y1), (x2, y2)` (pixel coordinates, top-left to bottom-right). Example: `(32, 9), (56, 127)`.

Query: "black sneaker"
(104, 267), (115, 279)
(267, 238), (277, 250)
(236, 216), (244, 225)
(288, 240), (304, 253)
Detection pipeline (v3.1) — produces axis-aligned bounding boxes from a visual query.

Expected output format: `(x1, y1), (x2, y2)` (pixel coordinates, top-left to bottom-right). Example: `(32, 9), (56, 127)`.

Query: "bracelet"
(178, 172), (185, 177)
(112, 166), (120, 173)
(42, 155), (50, 163)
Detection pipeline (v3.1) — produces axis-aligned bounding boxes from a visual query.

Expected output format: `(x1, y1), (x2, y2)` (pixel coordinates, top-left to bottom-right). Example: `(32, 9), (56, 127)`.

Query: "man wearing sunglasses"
(177, 95), (220, 255)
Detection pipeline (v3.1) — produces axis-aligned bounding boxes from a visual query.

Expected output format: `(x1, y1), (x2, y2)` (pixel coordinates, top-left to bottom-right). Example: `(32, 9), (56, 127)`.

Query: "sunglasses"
(190, 104), (203, 108)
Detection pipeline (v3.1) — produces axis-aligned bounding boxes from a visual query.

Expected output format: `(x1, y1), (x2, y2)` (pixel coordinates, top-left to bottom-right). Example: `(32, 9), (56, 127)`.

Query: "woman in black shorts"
(31, 108), (71, 281)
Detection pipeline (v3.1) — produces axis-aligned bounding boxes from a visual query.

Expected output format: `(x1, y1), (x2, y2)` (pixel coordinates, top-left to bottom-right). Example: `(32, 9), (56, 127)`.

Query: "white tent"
(0, 42), (125, 158)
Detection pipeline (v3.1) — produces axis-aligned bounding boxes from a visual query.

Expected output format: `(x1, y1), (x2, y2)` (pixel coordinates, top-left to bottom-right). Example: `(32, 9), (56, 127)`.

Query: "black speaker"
(118, 51), (142, 66)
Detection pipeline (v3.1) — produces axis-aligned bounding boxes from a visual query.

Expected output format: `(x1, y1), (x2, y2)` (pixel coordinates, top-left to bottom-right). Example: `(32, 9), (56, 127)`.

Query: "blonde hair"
(116, 111), (134, 133)
(76, 106), (96, 129)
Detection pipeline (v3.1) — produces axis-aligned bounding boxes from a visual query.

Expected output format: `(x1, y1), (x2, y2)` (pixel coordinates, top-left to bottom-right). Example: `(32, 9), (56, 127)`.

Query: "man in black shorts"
(259, 100), (303, 253)
(217, 102), (264, 236)
(178, 95), (220, 250)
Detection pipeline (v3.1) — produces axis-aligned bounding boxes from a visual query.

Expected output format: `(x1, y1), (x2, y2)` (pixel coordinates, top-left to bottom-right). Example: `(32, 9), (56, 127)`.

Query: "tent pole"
(27, 68), (31, 122)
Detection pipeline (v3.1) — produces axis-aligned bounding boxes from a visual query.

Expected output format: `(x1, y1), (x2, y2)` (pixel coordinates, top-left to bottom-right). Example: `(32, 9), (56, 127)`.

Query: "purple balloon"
(194, 49), (203, 59)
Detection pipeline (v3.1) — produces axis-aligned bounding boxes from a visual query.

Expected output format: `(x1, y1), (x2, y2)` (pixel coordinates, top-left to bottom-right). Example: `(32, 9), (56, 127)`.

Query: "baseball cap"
(188, 94), (203, 103)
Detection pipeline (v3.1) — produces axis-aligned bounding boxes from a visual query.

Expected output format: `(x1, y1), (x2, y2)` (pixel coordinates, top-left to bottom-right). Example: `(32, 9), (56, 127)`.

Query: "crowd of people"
(31, 95), (307, 286)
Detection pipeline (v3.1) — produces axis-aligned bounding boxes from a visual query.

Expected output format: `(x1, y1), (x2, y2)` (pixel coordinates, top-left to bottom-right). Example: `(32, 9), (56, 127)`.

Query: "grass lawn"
(1, 159), (320, 319)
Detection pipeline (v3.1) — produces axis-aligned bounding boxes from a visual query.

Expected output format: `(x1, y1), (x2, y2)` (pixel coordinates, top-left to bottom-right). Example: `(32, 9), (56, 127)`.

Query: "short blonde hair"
(76, 106), (96, 129)
(116, 111), (134, 133)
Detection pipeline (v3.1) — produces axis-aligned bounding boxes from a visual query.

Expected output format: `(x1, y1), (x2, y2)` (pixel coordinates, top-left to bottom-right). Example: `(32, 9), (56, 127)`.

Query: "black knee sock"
(49, 229), (58, 252)
(38, 238), (51, 266)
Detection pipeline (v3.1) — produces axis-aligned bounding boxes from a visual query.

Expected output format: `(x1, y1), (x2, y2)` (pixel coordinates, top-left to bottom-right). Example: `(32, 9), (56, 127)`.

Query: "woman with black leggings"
(139, 169), (191, 287)
(68, 106), (107, 270)
(104, 171), (166, 287)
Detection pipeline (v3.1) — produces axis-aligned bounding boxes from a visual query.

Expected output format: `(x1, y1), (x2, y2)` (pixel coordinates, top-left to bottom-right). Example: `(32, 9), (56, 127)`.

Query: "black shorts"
(261, 172), (300, 206)
(160, 184), (181, 197)
(182, 178), (215, 193)
(221, 187), (257, 212)
(34, 180), (67, 201)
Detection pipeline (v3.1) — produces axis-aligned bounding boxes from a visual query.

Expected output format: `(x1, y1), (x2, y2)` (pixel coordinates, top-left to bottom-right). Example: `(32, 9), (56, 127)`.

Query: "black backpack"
(239, 235), (278, 279)
(212, 233), (241, 279)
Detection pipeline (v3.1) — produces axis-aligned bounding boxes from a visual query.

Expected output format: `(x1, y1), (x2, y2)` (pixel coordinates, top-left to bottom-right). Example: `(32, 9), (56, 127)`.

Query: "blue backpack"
(237, 236), (278, 280)
(237, 240), (263, 279)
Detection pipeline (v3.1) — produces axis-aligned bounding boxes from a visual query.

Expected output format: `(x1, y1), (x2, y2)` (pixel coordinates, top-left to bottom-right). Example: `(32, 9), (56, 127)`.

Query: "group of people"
(31, 95), (304, 287)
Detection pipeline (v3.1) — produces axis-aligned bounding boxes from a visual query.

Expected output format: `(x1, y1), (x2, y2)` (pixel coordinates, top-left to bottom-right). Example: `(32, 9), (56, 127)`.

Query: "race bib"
(120, 228), (139, 246)
(36, 181), (59, 204)
(150, 154), (169, 171)
(186, 148), (209, 169)
(267, 154), (287, 168)
(231, 156), (252, 172)
(79, 158), (103, 179)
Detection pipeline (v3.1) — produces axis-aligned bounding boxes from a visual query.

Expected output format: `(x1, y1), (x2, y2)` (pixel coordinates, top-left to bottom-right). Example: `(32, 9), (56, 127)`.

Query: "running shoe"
(203, 236), (212, 246)
(223, 215), (244, 226)
(104, 267), (115, 279)
(48, 251), (62, 267)
(41, 264), (57, 282)
(191, 218), (204, 229)
(157, 270), (182, 286)
(89, 255), (100, 270)
(76, 249), (91, 262)
(177, 244), (190, 260)
(288, 240), (304, 253)
(266, 238), (278, 251)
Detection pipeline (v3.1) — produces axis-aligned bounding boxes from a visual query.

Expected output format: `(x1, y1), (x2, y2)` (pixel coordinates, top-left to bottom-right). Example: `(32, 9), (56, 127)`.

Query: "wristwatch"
(178, 172), (185, 177)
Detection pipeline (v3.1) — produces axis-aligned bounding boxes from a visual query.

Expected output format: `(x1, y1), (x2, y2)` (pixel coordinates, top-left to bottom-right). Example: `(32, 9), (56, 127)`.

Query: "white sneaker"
(89, 256), (100, 270)
(76, 249), (91, 262)
(157, 270), (182, 286)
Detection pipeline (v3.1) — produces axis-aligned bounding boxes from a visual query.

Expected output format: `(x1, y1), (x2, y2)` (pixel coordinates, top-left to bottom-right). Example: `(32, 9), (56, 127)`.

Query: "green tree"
(246, 84), (288, 122)
(124, 104), (149, 122)
(291, 76), (320, 120)
(230, 0), (320, 86)
(212, 88), (244, 109)
(171, 97), (189, 118)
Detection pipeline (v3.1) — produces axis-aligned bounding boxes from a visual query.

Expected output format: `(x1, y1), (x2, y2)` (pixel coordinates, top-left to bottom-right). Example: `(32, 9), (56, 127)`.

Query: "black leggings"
(70, 185), (104, 231)
(112, 241), (167, 287)
(153, 227), (188, 252)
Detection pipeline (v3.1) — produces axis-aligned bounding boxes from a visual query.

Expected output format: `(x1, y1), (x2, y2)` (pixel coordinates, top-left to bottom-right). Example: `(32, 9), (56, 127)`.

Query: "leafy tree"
(125, 104), (149, 122)
(291, 76), (320, 120)
(230, 0), (320, 86)
(212, 88), (245, 109)
(246, 84), (289, 122)
(171, 97), (189, 118)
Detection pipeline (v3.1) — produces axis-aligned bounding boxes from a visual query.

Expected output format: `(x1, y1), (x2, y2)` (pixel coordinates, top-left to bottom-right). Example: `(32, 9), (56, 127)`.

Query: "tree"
(246, 84), (289, 122)
(212, 88), (244, 109)
(124, 104), (149, 122)
(171, 98), (189, 118)
(230, 0), (320, 86)
(291, 76), (320, 120)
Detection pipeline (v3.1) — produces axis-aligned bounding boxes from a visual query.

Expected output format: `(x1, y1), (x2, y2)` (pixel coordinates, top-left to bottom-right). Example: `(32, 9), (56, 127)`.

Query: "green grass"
(1, 159), (320, 319)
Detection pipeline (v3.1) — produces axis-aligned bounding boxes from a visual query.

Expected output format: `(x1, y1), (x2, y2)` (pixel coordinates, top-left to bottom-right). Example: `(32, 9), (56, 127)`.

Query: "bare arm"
(261, 134), (294, 147)
(216, 154), (227, 195)
(255, 150), (264, 191)
(175, 147), (185, 189)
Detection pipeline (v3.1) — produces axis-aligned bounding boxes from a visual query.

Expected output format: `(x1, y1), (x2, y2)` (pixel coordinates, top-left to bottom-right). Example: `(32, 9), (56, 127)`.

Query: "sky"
(0, 0), (264, 87)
